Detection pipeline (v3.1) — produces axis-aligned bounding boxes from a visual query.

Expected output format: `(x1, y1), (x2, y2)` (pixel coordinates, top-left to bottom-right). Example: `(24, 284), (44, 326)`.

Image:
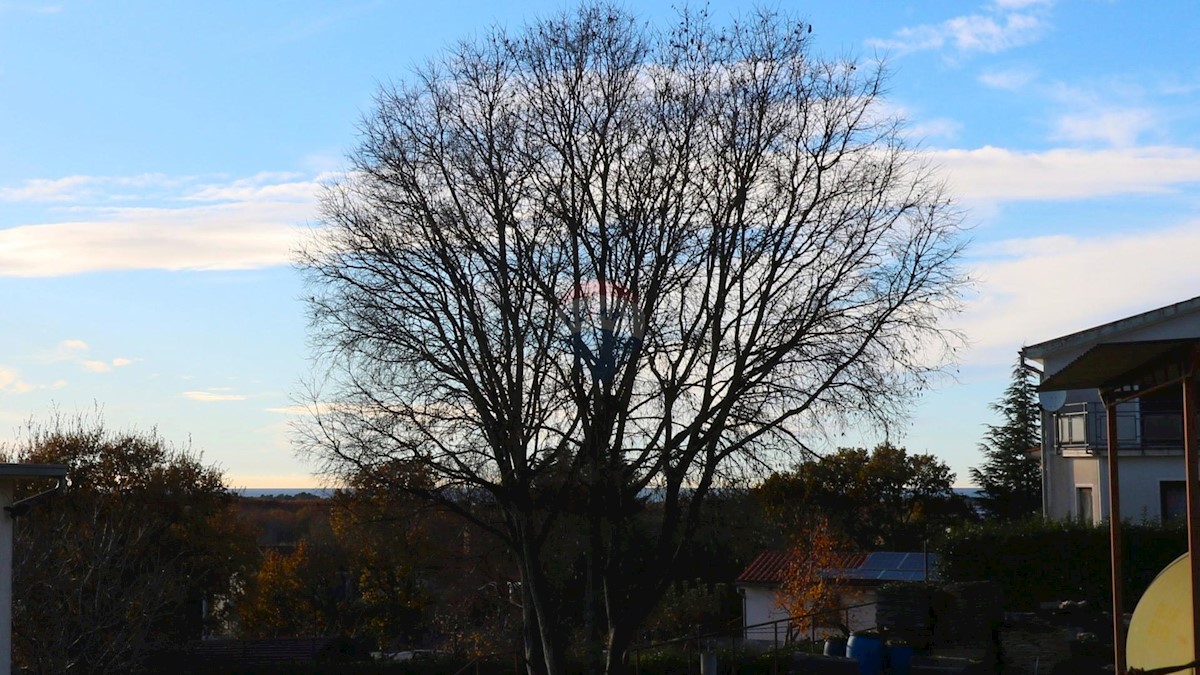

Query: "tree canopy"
(756, 443), (972, 550)
(3, 415), (256, 675)
(299, 5), (966, 673)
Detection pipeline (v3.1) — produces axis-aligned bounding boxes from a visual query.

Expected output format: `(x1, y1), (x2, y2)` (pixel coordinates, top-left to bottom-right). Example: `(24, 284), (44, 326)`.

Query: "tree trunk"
(516, 533), (566, 675)
(604, 607), (640, 675)
(521, 581), (547, 675)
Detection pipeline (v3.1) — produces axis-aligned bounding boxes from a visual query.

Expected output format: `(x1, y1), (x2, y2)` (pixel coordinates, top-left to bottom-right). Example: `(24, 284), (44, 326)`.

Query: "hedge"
(938, 518), (1187, 610)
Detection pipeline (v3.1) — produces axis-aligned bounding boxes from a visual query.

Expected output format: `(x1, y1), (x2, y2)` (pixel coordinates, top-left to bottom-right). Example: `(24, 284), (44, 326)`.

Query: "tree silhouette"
(298, 5), (966, 673)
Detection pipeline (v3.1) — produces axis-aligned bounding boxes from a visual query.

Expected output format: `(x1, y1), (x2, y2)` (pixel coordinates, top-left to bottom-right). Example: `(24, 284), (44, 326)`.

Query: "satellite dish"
(1128, 552), (1191, 673)
(1038, 390), (1067, 412)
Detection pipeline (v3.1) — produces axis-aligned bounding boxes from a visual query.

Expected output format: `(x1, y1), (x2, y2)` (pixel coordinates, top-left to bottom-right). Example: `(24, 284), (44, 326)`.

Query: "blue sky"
(2, 0), (1200, 488)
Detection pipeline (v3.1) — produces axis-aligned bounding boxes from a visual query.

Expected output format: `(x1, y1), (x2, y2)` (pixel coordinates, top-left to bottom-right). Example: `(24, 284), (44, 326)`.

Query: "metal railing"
(628, 601), (876, 675)
(1056, 403), (1188, 453)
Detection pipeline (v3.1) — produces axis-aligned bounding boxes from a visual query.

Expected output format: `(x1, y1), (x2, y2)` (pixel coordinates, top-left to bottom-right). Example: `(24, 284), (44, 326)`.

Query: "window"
(1076, 487), (1094, 524)
(1161, 481), (1187, 522)
(1057, 412), (1087, 445)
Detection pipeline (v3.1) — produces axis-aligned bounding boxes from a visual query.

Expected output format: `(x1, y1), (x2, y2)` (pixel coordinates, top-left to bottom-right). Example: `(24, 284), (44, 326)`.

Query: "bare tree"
(299, 5), (965, 674)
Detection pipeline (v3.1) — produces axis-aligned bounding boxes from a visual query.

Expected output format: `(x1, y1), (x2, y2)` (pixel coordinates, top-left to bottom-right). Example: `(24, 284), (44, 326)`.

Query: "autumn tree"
(237, 462), (433, 647)
(971, 357), (1043, 519)
(776, 516), (851, 640)
(329, 461), (433, 647)
(298, 5), (965, 674)
(4, 414), (256, 675)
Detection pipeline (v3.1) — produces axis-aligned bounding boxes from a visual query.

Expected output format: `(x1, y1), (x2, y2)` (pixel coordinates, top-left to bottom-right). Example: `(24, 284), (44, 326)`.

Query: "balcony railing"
(1055, 402), (1186, 454)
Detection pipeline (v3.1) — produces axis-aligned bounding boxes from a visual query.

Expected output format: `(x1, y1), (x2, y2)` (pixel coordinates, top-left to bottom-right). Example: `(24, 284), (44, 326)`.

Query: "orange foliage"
(775, 516), (852, 638)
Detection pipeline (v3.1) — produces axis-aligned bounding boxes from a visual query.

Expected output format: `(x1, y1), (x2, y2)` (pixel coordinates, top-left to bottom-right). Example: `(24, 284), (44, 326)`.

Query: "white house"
(734, 550), (938, 643)
(1023, 296), (1200, 524)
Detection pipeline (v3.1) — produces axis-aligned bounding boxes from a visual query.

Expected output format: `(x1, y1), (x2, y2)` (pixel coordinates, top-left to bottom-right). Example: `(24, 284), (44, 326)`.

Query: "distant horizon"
(231, 486), (986, 498)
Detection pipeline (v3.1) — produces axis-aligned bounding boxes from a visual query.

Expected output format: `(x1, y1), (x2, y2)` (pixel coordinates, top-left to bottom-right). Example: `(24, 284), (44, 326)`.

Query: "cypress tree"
(971, 357), (1043, 519)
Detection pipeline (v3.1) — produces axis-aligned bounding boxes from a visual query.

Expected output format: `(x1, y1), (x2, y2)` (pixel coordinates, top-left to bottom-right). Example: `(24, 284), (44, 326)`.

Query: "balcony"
(1054, 402), (1185, 456)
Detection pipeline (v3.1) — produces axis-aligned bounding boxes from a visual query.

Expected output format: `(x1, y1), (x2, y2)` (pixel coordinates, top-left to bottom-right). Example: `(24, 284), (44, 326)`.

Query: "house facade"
(1023, 296), (1200, 524)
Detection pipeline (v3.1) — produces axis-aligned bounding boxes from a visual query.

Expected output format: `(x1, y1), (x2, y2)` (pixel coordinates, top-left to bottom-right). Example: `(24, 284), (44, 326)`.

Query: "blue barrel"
(847, 632), (883, 675)
(886, 643), (915, 675)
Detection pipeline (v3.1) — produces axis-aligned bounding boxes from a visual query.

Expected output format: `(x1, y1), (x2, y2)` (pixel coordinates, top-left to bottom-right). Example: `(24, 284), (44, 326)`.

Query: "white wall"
(741, 586), (789, 642)
(1045, 453), (1184, 522)
(739, 585), (877, 643)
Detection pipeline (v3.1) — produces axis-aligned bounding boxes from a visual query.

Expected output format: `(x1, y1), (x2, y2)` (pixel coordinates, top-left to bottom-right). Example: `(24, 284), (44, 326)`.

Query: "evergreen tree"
(971, 357), (1043, 519)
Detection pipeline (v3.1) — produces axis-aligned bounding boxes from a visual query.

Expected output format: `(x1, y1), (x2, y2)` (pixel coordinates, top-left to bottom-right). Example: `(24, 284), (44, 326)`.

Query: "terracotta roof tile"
(735, 550), (868, 584)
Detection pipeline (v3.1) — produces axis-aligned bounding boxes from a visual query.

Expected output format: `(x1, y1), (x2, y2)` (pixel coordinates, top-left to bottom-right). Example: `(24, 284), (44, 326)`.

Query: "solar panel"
(865, 552), (904, 569)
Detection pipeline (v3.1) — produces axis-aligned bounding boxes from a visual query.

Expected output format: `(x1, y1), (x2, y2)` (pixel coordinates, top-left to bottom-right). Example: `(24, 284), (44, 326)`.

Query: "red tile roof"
(735, 550), (868, 584)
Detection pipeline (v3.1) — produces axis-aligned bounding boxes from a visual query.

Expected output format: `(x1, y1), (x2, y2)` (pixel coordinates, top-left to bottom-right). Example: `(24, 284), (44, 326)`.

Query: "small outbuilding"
(735, 550), (938, 643)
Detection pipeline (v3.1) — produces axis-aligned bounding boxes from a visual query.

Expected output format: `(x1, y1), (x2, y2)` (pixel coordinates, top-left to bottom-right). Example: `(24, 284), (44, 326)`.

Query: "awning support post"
(1183, 364), (1200, 670)
(1104, 397), (1126, 674)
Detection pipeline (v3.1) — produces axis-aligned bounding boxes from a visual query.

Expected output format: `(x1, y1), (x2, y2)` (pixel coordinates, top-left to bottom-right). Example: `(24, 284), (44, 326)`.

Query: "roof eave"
(1024, 295), (1200, 361)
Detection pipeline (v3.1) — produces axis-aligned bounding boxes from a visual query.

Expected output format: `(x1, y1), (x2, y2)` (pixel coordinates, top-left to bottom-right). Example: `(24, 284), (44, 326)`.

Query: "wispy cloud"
(0, 174), (192, 204)
(43, 339), (89, 362)
(39, 339), (136, 373)
(927, 145), (1200, 202)
(978, 67), (1037, 91)
(183, 391), (248, 402)
(0, 172), (324, 276)
(1051, 108), (1156, 147)
(991, 0), (1053, 8)
(0, 3), (62, 15)
(958, 221), (1200, 365)
(868, 2), (1051, 57)
(81, 360), (112, 373)
(909, 117), (964, 142)
(0, 366), (34, 394)
(265, 404), (312, 415)
(0, 365), (65, 394)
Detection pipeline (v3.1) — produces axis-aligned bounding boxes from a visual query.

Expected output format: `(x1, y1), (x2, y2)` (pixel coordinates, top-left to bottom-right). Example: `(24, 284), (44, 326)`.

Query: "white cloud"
(265, 404), (311, 415)
(927, 145), (1200, 202)
(44, 339), (90, 362)
(869, 8), (1048, 57)
(978, 67), (1037, 91)
(0, 366), (64, 394)
(0, 366), (34, 394)
(1052, 108), (1156, 147)
(81, 360), (112, 373)
(957, 222), (1200, 365)
(0, 205), (309, 277)
(0, 172), (323, 276)
(183, 391), (247, 402)
(40, 340), (137, 373)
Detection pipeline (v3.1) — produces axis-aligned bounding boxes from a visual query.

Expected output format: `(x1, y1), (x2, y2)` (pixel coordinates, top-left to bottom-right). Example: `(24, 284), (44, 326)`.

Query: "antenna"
(1038, 390), (1067, 412)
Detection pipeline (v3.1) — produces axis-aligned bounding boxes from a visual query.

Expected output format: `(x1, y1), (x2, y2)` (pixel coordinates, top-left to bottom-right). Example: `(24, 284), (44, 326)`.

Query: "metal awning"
(1038, 339), (1200, 395)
